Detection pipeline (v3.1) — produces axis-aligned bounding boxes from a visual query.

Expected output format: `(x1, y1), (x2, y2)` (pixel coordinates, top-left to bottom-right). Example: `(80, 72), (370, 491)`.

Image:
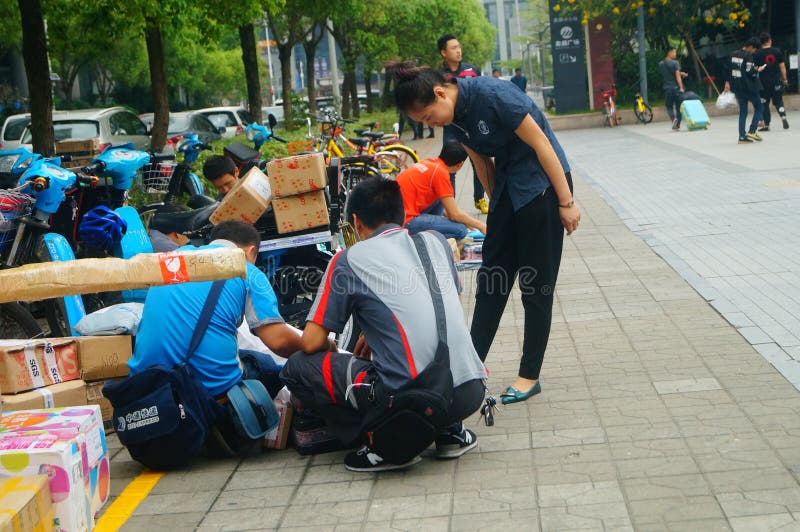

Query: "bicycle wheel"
(373, 152), (407, 178)
(0, 302), (43, 339)
(376, 145), (419, 170)
(640, 103), (653, 124)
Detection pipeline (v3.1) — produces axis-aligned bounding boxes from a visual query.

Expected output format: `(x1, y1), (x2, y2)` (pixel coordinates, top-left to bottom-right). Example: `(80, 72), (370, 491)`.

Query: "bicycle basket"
(320, 122), (335, 137)
(0, 190), (33, 254)
(287, 140), (313, 155)
(141, 161), (177, 194)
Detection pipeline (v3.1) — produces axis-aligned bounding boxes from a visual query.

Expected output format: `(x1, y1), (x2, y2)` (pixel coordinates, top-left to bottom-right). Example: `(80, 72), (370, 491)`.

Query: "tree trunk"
(145, 17), (169, 151)
(18, 0), (54, 156)
(341, 71), (352, 118)
(381, 73), (392, 111)
(303, 41), (317, 115)
(350, 70), (359, 119)
(239, 23), (262, 125)
(278, 43), (293, 128)
(364, 71), (373, 113)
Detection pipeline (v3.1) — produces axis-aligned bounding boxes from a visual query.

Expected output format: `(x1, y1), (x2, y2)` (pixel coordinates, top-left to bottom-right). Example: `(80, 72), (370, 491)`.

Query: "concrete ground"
(101, 118), (800, 531)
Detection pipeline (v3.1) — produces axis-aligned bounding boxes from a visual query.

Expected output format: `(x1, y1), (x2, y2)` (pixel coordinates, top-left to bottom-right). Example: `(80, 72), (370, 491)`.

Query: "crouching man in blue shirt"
(129, 221), (325, 454)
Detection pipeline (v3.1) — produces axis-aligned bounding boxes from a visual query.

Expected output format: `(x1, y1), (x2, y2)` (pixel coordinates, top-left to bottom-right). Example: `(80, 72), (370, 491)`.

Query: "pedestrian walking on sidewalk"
(392, 61), (580, 406)
(438, 33), (488, 214)
(658, 46), (688, 130)
(724, 37), (767, 143)
(754, 32), (790, 131)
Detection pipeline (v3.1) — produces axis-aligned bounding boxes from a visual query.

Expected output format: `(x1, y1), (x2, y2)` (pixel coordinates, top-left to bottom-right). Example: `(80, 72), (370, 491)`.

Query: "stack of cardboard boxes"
(0, 336), (129, 529)
(0, 335), (132, 431)
(267, 153), (329, 234)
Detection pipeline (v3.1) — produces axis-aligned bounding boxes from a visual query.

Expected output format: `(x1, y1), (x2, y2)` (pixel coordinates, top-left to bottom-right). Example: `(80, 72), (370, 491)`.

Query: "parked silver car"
(20, 107), (150, 151)
(196, 106), (251, 138)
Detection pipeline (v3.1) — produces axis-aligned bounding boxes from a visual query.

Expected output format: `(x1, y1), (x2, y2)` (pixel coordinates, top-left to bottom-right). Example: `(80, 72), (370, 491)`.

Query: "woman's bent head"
(388, 61), (456, 128)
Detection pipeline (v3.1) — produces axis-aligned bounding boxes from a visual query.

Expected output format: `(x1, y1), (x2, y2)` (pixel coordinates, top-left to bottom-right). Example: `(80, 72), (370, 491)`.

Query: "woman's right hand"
(559, 204), (581, 235)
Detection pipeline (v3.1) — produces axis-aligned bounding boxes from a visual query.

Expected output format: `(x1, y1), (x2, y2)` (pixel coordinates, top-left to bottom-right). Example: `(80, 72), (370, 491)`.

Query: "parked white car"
(196, 106), (252, 138)
(0, 113), (31, 150)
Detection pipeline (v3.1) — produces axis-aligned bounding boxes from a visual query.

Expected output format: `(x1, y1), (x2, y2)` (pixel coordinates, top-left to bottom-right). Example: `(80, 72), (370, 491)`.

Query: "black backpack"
(359, 234), (454, 464)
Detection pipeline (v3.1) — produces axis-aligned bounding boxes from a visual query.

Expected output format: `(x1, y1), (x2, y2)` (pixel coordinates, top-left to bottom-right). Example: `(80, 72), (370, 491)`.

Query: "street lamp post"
(262, 18), (275, 104)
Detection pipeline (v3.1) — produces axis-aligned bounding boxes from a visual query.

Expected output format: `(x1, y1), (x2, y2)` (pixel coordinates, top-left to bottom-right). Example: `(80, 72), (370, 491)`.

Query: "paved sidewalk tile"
(101, 126), (800, 530)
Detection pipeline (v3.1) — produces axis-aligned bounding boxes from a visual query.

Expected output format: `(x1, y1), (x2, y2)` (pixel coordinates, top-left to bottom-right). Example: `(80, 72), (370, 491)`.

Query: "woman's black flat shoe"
(500, 381), (541, 405)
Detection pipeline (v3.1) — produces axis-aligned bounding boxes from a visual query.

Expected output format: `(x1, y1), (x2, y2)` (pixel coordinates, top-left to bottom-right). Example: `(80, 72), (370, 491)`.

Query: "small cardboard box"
(209, 166), (273, 225)
(266, 153), (327, 198)
(0, 339), (79, 394)
(86, 381), (114, 433)
(264, 395), (293, 450)
(0, 475), (53, 532)
(0, 433), (89, 532)
(74, 336), (132, 381)
(272, 191), (330, 234)
(55, 138), (99, 156)
(1, 380), (87, 412)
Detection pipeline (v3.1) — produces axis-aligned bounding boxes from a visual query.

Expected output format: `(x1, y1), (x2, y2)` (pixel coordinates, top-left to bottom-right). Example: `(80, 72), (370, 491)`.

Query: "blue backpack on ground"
(102, 281), (225, 470)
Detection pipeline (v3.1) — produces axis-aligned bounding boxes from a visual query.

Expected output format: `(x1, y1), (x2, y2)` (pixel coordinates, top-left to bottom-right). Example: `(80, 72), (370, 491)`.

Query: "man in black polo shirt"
(754, 32), (790, 130)
(438, 33), (488, 214)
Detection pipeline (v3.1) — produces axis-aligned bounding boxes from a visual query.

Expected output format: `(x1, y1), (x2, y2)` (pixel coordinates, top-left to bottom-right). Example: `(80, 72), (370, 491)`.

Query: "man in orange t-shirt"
(397, 142), (486, 240)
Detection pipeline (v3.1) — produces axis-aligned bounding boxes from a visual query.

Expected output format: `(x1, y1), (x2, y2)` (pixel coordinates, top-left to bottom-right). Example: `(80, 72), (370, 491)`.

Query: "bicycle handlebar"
(271, 135), (288, 143)
(80, 161), (105, 176)
(150, 152), (176, 163)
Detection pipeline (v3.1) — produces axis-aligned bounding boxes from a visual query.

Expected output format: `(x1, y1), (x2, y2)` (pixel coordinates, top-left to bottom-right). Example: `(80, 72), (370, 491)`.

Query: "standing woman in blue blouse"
(391, 61), (580, 405)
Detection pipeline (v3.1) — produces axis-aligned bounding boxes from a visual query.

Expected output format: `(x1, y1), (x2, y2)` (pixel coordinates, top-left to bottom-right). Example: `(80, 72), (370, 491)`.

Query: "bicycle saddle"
(362, 122), (379, 129)
(348, 137), (370, 148)
(150, 203), (218, 234)
(362, 131), (384, 139)
(223, 142), (260, 165)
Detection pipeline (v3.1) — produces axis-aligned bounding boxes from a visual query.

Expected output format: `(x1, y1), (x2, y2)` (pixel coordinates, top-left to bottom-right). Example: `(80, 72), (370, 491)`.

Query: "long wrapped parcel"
(0, 247), (246, 304)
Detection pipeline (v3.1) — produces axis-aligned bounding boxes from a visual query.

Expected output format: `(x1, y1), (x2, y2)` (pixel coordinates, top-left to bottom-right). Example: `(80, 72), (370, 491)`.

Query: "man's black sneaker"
(344, 445), (421, 472)
(738, 137), (753, 144)
(758, 125), (770, 132)
(783, 117), (790, 129)
(435, 428), (478, 459)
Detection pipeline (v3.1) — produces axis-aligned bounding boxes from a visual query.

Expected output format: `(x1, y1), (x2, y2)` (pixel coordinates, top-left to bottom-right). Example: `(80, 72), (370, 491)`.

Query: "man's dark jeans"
(735, 91), (763, 138)
(665, 88), (682, 125)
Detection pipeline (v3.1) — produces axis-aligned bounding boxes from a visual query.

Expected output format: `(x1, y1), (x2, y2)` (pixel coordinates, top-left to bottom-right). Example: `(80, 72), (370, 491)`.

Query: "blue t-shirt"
(129, 241), (284, 397)
(448, 76), (570, 212)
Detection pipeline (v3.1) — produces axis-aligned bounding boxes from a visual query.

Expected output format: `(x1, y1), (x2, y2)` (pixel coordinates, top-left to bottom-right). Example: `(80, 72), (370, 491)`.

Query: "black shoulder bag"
(103, 281), (225, 470)
(360, 234), (454, 464)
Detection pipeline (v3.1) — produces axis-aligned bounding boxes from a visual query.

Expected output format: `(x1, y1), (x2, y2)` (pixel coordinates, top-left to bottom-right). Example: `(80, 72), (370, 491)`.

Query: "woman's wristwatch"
(559, 199), (575, 208)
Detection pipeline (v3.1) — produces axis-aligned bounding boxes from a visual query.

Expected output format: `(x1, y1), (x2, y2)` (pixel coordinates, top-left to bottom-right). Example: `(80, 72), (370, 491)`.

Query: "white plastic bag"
(716, 90), (737, 110)
(75, 302), (144, 336)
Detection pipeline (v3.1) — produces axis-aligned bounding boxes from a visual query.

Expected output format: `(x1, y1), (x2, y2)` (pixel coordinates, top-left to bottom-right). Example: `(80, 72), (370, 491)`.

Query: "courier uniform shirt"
(448, 76), (570, 213)
(307, 225), (486, 390)
(396, 158), (454, 224)
(130, 240), (284, 397)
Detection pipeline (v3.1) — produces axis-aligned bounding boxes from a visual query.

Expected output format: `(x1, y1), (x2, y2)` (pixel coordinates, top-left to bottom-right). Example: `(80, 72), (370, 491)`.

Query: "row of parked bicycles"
(0, 111), (420, 345)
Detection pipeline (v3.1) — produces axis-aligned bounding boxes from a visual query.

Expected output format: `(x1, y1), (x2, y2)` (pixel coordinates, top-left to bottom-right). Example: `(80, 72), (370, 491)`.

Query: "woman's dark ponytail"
(386, 61), (447, 111)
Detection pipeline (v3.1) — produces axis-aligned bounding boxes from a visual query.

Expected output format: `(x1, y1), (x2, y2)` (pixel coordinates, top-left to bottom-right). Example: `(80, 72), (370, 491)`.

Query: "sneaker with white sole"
(435, 428), (478, 459)
(344, 445), (421, 472)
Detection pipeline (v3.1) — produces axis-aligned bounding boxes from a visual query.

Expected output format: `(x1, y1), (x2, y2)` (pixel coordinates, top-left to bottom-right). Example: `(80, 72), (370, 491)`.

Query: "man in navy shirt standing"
(510, 68), (527, 92)
(439, 33), (489, 215)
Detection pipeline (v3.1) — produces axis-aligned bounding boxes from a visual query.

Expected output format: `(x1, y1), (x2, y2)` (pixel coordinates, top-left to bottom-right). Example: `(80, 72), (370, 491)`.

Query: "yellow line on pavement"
(766, 180), (800, 187)
(94, 470), (164, 532)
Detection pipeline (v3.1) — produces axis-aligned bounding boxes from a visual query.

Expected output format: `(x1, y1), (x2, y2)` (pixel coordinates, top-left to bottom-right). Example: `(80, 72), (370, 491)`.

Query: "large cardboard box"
(0, 406), (110, 519)
(0, 433), (90, 532)
(266, 153), (327, 198)
(1, 380), (87, 412)
(0, 475), (53, 532)
(209, 166), (273, 225)
(0, 339), (79, 394)
(74, 336), (132, 381)
(272, 191), (330, 234)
